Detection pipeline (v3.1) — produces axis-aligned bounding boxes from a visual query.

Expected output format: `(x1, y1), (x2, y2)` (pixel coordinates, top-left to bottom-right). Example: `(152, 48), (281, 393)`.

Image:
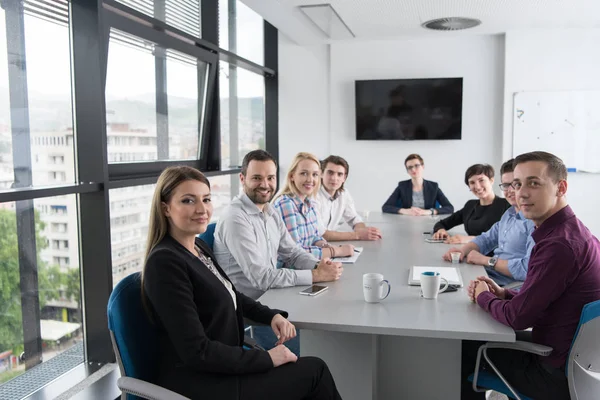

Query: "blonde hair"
(273, 152), (321, 201)
(141, 166), (210, 312)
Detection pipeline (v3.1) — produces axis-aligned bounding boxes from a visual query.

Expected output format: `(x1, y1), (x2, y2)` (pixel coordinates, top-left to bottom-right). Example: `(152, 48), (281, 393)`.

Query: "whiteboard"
(513, 91), (600, 173)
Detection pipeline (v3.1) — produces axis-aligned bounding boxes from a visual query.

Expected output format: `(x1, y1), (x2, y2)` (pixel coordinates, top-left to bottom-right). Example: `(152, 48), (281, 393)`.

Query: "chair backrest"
(567, 299), (600, 400)
(108, 272), (159, 399)
(198, 222), (216, 250)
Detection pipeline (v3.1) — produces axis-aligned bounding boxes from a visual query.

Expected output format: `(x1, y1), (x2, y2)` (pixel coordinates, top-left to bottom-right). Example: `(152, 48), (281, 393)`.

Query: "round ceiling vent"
(422, 17), (481, 31)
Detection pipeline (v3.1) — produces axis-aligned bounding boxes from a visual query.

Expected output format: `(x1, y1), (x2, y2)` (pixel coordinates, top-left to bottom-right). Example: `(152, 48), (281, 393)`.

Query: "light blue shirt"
(471, 207), (535, 286)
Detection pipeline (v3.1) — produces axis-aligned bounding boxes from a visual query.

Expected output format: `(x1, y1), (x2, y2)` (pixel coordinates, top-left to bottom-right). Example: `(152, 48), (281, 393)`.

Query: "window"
(109, 184), (155, 287)
(219, 62), (266, 170)
(208, 174), (237, 221)
(115, 0), (201, 38)
(0, 195), (82, 390)
(105, 30), (209, 163)
(0, 6), (76, 191)
(219, 0), (264, 65)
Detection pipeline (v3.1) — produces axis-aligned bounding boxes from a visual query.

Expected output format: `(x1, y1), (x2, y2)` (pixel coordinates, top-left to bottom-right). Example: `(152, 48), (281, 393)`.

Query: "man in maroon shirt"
(461, 151), (600, 400)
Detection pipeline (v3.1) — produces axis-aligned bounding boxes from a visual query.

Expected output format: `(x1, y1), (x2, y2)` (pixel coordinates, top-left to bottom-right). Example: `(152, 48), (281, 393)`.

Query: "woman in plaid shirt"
(272, 152), (355, 261)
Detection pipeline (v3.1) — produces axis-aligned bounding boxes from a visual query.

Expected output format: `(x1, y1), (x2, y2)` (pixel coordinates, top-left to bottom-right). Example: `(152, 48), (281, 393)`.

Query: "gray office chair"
(567, 299), (600, 399)
(469, 299), (600, 400)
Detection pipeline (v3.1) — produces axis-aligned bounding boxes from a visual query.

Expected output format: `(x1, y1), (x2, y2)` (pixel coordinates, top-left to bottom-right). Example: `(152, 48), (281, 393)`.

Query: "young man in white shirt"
(316, 155), (382, 241)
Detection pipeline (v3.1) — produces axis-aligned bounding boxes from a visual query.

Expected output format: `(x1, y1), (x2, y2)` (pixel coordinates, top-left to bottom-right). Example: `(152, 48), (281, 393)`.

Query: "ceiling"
(246, 0), (600, 43)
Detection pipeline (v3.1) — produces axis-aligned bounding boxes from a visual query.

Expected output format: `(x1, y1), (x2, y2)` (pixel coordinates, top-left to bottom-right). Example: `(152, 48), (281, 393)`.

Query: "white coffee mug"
(420, 272), (449, 299)
(363, 273), (391, 303)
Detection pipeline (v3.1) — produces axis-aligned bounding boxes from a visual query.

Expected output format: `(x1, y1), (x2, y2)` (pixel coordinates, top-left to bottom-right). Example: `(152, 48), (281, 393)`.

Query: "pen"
(354, 249), (361, 253)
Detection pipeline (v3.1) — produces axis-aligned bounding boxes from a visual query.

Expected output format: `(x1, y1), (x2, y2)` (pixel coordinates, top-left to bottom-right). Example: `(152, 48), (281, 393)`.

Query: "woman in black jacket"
(432, 164), (510, 244)
(142, 166), (342, 400)
(382, 154), (454, 216)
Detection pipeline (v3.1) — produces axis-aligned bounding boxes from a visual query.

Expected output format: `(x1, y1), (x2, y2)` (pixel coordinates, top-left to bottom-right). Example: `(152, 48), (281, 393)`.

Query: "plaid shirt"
(273, 194), (325, 259)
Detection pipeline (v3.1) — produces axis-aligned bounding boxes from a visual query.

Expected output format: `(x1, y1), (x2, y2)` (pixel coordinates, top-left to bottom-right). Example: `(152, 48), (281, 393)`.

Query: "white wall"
(278, 33), (330, 180)
(279, 30), (600, 235)
(280, 34), (506, 214)
(503, 29), (600, 235)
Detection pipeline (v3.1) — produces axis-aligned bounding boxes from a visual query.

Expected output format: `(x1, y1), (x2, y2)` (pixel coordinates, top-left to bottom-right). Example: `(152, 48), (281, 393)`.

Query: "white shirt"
(213, 193), (317, 300)
(315, 186), (363, 231)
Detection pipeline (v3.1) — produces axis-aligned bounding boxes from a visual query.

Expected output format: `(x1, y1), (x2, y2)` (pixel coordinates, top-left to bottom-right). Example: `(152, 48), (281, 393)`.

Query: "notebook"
(408, 266), (463, 287)
(332, 247), (364, 264)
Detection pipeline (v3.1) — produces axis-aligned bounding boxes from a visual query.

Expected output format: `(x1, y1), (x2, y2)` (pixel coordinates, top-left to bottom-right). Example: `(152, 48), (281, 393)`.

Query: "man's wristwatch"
(430, 208), (435, 215)
(487, 256), (499, 270)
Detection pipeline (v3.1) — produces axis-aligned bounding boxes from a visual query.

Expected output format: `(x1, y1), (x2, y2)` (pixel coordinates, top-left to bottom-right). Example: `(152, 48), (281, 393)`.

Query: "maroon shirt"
(477, 205), (600, 368)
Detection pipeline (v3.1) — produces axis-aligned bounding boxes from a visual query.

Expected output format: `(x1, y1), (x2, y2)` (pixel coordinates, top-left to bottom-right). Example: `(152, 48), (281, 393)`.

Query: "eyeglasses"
(499, 183), (513, 191)
(406, 164), (422, 171)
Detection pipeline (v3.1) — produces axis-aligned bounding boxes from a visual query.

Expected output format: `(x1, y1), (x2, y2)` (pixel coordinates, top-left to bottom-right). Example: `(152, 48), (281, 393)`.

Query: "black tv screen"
(355, 78), (463, 140)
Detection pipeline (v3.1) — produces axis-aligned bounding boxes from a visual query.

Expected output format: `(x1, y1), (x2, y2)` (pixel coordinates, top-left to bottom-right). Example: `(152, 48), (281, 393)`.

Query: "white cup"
(420, 272), (449, 299)
(363, 273), (391, 303)
(450, 252), (461, 264)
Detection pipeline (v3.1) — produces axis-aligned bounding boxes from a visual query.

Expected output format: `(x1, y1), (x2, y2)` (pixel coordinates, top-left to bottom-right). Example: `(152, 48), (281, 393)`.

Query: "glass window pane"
(115, 0), (202, 38)
(106, 30), (208, 162)
(219, 0), (264, 65)
(0, 195), (83, 393)
(209, 175), (236, 222)
(166, 50), (200, 159)
(219, 62), (266, 170)
(0, 8), (76, 192)
(109, 185), (154, 287)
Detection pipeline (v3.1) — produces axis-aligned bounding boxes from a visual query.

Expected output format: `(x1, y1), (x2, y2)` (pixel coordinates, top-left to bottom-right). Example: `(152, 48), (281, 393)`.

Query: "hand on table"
(432, 229), (449, 240)
(356, 226), (382, 240)
(444, 234), (470, 244)
(465, 250), (489, 266)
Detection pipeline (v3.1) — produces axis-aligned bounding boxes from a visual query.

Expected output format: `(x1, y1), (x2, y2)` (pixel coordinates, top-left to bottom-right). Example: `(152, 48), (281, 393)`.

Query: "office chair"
(107, 272), (190, 400)
(468, 299), (600, 400)
(198, 222), (216, 250)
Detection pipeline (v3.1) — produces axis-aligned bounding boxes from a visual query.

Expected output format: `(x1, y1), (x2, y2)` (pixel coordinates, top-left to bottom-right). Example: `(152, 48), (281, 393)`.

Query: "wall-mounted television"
(355, 77), (463, 140)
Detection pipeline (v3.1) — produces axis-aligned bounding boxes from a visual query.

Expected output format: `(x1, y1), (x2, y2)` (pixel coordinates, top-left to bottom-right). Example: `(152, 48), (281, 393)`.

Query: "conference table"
(257, 213), (515, 400)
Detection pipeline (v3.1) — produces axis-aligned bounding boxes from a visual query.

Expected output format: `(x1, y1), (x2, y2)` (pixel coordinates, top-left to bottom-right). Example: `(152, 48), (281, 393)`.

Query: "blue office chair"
(107, 272), (190, 400)
(468, 299), (600, 400)
(198, 222), (216, 250)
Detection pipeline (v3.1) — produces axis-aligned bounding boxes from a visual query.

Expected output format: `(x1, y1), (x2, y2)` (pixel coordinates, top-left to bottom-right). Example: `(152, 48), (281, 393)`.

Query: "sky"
(0, 0), (265, 105)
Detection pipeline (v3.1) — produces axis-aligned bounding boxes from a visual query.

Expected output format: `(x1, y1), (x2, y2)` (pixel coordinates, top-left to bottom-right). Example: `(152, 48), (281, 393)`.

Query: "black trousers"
(239, 356), (342, 400)
(461, 332), (570, 400)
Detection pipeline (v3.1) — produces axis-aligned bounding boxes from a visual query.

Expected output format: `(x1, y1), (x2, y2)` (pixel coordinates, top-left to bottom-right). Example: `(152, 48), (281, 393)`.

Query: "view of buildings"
(0, 1), (265, 386)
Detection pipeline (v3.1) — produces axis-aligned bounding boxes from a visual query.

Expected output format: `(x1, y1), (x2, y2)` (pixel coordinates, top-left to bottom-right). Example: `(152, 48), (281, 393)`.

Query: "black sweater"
(143, 235), (286, 399)
(433, 196), (511, 236)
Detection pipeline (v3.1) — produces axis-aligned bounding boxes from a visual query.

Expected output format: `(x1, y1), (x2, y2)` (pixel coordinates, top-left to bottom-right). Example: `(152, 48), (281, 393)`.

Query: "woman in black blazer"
(142, 166), (342, 400)
(382, 154), (454, 216)
(432, 164), (510, 244)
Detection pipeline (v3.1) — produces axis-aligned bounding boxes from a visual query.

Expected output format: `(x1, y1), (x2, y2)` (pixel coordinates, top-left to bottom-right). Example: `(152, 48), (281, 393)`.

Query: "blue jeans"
(251, 325), (300, 357)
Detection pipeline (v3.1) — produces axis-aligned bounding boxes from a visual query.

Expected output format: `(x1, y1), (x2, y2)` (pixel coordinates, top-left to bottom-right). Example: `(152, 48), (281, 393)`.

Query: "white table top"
(258, 213), (515, 342)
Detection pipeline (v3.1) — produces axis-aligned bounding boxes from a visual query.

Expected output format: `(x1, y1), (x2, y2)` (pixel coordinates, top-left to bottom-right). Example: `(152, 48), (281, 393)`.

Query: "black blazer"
(143, 235), (286, 400)
(382, 179), (454, 215)
(433, 196), (511, 236)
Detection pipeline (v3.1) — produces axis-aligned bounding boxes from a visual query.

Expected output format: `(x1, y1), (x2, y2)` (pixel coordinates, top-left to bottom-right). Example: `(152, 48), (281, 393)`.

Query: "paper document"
(333, 247), (364, 264)
(410, 266), (463, 286)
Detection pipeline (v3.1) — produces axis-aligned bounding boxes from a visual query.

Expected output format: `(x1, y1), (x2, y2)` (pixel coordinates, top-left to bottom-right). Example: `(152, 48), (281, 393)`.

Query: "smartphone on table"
(299, 285), (328, 296)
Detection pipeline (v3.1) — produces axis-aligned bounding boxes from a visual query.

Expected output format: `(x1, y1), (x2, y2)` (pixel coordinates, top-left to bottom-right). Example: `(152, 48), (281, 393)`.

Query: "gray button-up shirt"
(214, 193), (317, 300)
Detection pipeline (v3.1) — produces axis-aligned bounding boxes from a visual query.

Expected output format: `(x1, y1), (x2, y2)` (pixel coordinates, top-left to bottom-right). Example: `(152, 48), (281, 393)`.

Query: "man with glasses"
(442, 159), (535, 286)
